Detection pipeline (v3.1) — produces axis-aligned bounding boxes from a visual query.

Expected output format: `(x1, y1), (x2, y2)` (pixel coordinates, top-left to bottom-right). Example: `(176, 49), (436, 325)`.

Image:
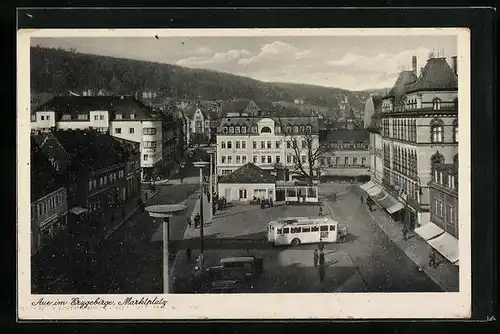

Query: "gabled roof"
(320, 129), (370, 143)
(405, 57), (458, 93)
(31, 137), (63, 201)
(218, 163), (276, 184)
(54, 130), (129, 172)
(35, 96), (158, 121)
(32, 132), (72, 175)
(385, 71), (417, 101)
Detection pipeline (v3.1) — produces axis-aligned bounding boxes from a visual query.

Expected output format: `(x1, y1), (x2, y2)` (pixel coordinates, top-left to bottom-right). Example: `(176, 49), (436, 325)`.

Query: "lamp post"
(145, 203), (186, 294)
(193, 160), (209, 269)
(206, 148), (216, 221)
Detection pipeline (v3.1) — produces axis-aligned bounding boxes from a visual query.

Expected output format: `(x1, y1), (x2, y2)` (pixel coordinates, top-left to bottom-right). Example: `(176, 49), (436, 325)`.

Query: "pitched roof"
(385, 71), (417, 101)
(320, 129), (370, 142)
(218, 163), (276, 184)
(218, 116), (320, 133)
(221, 99), (253, 114)
(32, 132), (72, 175)
(35, 96), (158, 121)
(405, 57), (458, 93)
(31, 137), (63, 201)
(53, 130), (129, 172)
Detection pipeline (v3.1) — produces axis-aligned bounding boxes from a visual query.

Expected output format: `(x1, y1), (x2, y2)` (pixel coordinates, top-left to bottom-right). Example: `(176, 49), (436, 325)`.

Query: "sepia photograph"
(17, 28), (471, 319)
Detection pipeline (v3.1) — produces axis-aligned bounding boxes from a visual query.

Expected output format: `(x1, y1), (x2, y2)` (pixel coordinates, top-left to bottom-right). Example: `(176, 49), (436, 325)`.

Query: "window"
(430, 119), (444, 143)
(261, 156), (266, 163)
(261, 126), (272, 133)
(275, 126), (281, 134)
(144, 141), (157, 148)
(242, 156), (247, 164)
(448, 205), (454, 223)
(221, 141), (226, 149)
(227, 156), (232, 164)
(229, 126), (234, 134)
(116, 114), (123, 120)
(286, 126), (292, 133)
(330, 225), (336, 231)
(344, 157), (349, 165)
(253, 141), (257, 149)
(100, 115), (104, 120)
(293, 125), (299, 133)
(143, 127), (157, 135)
(61, 114), (71, 120)
(267, 156), (272, 163)
(265, 141), (271, 149)
(242, 141), (246, 149)
(236, 156), (241, 164)
(320, 225), (329, 232)
(221, 156), (226, 163)
(241, 125), (247, 133)
(336, 157), (340, 165)
(261, 141), (265, 149)
(302, 227), (311, 232)
(327, 157), (332, 166)
(235, 126), (241, 134)
(129, 128), (135, 134)
(453, 119), (458, 143)
(143, 154), (148, 161)
(286, 155), (292, 164)
(283, 228), (290, 234)
(306, 126), (312, 133)
(115, 128), (122, 134)
(275, 156), (280, 163)
(223, 127), (228, 134)
(361, 157), (366, 166)
(353, 157), (358, 165)
(253, 155), (257, 163)
(302, 141), (307, 149)
(287, 141), (291, 148)
(41, 115), (45, 120)
(239, 189), (247, 199)
(311, 226), (319, 232)
(435, 200), (444, 217)
(227, 141), (232, 149)
(432, 98), (441, 110)
(236, 141), (241, 149)
(94, 115), (98, 120)
(291, 227), (302, 233)
(277, 228), (282, 235)
(251, 126), (258, 133)
(275, 141), (281, 149)
(130, 114), (136, 120)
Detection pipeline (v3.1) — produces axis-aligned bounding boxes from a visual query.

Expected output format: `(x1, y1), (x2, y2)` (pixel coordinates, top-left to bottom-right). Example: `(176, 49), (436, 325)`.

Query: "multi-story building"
(184, 106), (211, 144)
(30, 137), (68, 255)
(427, 159), (459, 266)
(216, 116), (320, 181)
(318, 129), (370, 180)
(362, 53), (458, 229)
(365, 96), (384, 183)
(31, 96), (184, 180)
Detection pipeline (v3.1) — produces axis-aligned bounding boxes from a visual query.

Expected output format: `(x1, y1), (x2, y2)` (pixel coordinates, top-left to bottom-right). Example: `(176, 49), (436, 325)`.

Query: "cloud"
(192, 46), (213, 56)
(176, 49), (251, 67)
(238, 41), (314, 66)
(327, 47), (431, 75)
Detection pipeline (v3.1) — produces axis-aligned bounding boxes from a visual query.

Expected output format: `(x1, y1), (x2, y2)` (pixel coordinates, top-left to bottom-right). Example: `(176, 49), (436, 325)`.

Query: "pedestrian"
(319, 206), (323, 216)
(428, 247), (437, 268)
(186, 247), (191, 261)
(187, 217), (192, 228)
(313, 249), (319, 267)
(180, 176), (184, 184)
(360, 195), (364, 204)
(332, 193), (337, 202)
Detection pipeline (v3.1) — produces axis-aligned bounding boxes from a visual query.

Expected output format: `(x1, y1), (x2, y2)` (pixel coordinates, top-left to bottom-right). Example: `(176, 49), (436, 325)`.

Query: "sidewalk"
(183, 191), (212, 240)
(364, 197), (459, 292)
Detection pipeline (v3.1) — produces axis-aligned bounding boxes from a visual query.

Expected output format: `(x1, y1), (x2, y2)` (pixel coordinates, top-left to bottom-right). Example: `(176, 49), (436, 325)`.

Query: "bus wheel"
(291, 238), (301, 247)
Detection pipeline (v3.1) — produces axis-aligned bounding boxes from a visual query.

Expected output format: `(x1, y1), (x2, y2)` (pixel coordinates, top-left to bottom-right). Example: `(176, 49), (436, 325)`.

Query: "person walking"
(313, 249), (319, 267)
(360, 195), (364, 204)
(187, 217), (192, 228)
(428, 247), (437, 268)
(318, 206), (323, 216)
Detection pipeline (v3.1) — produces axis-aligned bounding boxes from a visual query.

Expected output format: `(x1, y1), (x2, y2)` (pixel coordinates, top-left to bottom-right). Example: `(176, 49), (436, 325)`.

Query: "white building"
(217, 163), (276, 202)
(216, 116), (320, 181)
(31, 96), (172, 180)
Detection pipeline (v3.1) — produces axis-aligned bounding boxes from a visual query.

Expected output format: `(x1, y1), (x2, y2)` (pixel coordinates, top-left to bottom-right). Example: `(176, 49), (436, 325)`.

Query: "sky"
(32, 35), (457, 91)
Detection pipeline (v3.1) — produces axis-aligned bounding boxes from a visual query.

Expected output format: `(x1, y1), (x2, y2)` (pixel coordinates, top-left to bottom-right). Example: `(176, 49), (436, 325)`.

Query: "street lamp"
(193, 160), (209, 269)
(145, 203), (186, 294)
(206, 148), (216, 221)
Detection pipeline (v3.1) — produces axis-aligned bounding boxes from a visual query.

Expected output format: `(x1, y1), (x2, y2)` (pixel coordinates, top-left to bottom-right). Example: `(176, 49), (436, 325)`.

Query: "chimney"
(412, 56), (417, 75)
(451, 56), (458, 75)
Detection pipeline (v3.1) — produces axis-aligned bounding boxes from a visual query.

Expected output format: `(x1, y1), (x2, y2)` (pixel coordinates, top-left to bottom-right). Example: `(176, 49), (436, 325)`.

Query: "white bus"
(267, 216), (346, 246)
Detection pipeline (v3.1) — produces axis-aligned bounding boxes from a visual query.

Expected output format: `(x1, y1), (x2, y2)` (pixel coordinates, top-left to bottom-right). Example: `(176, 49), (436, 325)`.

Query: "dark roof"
(218, 163), (276, 184)
(221, 99), (253, 114)
(35, 96), (158, 121)
(385, 71), (417, 101)
(32, 132), (72, 175)
(321, 129), (370, 142)
(406, 57), (458, 93)
(53, 130), (129, 172)
(31, 137), (63, 201)
(218, 116), (320, 133)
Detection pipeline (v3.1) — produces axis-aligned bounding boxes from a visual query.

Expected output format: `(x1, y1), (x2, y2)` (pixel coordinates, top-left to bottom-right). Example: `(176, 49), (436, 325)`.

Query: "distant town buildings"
(363, 52), (459, 266)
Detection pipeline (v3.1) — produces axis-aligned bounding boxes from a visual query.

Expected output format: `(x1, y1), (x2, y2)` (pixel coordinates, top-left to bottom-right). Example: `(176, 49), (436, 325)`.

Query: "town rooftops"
(218, 163), (276, 184)
(53, 130), (130, 172)
(218, 116), (320, 133)
(320, 129), (370, 143)
(385, 71), (418, 101)
(31, 136), (63, 201)
(35, 96), (159, 121)
(405, 57), (458, 94)
(32, 132), (72, 175)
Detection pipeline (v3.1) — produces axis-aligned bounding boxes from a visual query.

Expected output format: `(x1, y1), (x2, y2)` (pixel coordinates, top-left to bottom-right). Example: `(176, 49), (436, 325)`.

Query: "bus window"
(302, 227), (311, 232)
(277, 228), (283, 234)
(291, 227), (301, 233)
(311, 226), (319, 232)
(320, 225), (329, 231)
(329, 225), (336, 231)
(283, 228), (290, 234)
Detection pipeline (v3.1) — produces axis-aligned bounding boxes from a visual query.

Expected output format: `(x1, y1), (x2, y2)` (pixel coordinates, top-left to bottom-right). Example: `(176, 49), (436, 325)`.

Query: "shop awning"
(70, 207), (88, 215)
(428, 232), (459, 265)
(366, 185), (383, 197)
(377, 194), (398, 209)
(387, 201), (405, 214)
(360, 181), (376, 191)
(414, 222), (444, 241)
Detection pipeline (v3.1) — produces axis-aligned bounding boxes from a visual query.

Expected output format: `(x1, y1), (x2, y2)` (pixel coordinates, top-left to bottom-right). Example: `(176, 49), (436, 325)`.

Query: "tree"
(276, 117), (331, 184)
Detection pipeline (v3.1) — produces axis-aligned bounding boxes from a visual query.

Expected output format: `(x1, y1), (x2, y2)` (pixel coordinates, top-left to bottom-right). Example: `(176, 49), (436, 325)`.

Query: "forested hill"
(30, 46), (382, 110)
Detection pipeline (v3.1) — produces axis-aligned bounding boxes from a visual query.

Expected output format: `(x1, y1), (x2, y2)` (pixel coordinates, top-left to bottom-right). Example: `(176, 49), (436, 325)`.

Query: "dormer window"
(229, 126), (234, 134)
(77, 114), (88, 120)
(293, 125), (299, 133)
(30, 114), (36, 122)
(235, 126), (241, 134)
(261, 126), (272, 134)
(251, 126), (258, 133)
(61, 114), (71, 120)
(223, 127), (228, 134)
(306, 125), (312, 133)
(299, 125), (305, 133)
(130, 114), (135, 120)
(275, 126), (281, 134)
(242, 126), (247, 134)
(432, 98), (441, 111)
(286, 126), (292, 133)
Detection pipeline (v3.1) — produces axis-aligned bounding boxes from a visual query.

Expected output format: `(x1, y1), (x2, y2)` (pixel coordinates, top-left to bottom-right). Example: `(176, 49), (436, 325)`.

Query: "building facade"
(216, 116), (320, 181)
(364, 53), (458, 230)
(365, 96), (384, 184)
(318, 129), (370, 180)
(217, 163), (276, 202)
(31, 96), (185, 180)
